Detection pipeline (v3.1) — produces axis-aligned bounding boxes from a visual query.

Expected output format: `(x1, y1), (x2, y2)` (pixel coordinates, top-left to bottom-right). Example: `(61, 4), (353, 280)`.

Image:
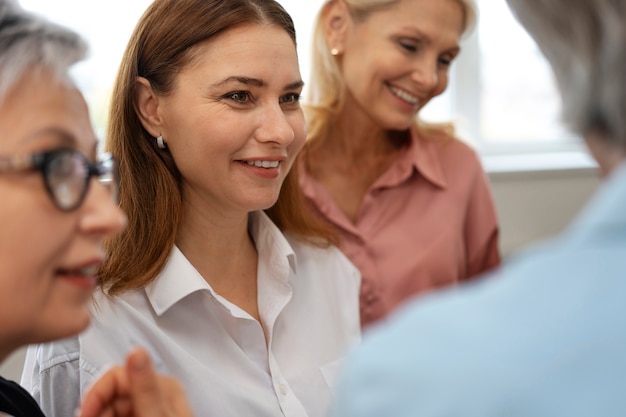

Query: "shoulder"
(334, 270), (513, 416)
(0, 376), (45, 417)
(413, 123), (482, 166)
(24, 336), (81, 375)
(285, 235), (361, 297)
(410, 127), (488, 192)
(423, 132), (483, 170)
(334, 235), (626, 416)
(82, 290), (153, 359)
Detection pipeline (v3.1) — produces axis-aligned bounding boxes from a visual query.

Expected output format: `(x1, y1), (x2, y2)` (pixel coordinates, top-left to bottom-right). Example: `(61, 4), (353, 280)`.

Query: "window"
(20, 0), (593, 171)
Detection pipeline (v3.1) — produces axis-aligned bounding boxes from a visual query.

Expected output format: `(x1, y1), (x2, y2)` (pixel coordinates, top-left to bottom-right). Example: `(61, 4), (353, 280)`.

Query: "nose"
(410, 55), (439, 92)
(254, 104), (296, 146)
(79, 178), (127, 238)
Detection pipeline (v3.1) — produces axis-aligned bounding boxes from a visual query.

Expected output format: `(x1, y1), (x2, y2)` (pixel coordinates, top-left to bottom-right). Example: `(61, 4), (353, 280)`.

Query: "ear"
(322, 0), (350, 54)
(134, 76), (163, 138)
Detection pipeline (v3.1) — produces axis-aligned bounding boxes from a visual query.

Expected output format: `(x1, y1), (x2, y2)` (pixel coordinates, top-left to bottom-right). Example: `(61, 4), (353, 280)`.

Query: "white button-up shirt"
(22, 211), (361, 417)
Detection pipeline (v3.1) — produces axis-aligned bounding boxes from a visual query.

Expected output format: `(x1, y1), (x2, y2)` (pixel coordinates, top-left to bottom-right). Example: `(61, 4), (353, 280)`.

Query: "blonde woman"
(299, 0), (501, 327)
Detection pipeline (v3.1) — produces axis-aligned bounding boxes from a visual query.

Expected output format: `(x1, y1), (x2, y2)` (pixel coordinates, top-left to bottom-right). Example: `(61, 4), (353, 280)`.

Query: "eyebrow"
(214, 76), (304, 90)
(24, 127), (98, 155)
(24, 127), (78, 145)
(400, 27), (461, 53)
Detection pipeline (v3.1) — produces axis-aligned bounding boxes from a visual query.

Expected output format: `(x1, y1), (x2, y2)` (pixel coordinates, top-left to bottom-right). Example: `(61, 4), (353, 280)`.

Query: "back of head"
(506, 0), (626, 149)
(0, 0), (87, 101)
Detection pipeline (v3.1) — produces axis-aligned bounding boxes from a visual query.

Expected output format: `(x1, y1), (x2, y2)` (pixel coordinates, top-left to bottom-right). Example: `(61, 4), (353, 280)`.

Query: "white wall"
(490, 167), (599, 257)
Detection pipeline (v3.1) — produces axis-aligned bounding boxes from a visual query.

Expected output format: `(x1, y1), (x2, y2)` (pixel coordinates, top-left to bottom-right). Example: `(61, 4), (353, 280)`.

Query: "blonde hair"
(304, 0), (476, 146)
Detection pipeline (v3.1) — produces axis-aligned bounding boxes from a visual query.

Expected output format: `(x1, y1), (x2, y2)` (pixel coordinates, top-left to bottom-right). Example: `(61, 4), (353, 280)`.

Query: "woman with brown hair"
(22, 1), (361, 416)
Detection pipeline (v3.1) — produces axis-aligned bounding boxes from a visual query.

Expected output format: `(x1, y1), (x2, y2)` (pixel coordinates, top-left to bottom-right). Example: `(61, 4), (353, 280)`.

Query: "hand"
(76, 347), (194, 417)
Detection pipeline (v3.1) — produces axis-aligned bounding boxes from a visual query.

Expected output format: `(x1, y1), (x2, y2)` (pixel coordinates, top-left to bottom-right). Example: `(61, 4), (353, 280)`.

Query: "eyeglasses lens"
(47, 151), (89, 210)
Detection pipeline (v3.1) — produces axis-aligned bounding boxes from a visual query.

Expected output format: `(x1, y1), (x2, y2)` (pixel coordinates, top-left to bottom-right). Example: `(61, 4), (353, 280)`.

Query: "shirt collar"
(249, 210), (297, 276)
(299, 128), (448, 192)
(145, 211), (297, 316)
(406, 127), (448, 189)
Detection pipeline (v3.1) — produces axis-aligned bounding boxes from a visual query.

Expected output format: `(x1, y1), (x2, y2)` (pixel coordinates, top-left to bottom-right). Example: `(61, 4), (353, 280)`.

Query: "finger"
(159, 377), (196, 416)
(126, 348), (195, 417)
(126, 348), (165, 416)
(77, 367), (130, 417)
(113, 397), (132, 416)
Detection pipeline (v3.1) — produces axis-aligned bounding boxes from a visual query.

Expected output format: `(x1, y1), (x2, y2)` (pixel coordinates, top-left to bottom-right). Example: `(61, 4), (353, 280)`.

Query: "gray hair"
(0, 0), (87, 100)
(506, 0), (626, 149)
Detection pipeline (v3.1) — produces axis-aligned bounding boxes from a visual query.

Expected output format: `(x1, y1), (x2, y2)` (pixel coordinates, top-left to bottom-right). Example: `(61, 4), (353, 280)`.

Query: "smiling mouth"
(57, 264), (99, 277)
(388, 85), (420, 107)
(244, 160), (280, 169)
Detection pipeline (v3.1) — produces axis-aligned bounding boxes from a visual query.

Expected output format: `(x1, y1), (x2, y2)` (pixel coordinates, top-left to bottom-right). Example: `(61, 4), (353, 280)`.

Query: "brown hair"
(100, 0), (335, 295)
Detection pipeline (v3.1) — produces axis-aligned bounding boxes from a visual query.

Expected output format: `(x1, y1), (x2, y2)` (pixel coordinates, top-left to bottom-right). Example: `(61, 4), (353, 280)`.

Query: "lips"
(57, 264), (98, 276)
(56, 263), (100, 289)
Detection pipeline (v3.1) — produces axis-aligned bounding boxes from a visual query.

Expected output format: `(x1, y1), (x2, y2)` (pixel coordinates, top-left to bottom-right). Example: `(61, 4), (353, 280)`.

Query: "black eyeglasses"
(0, 148), (119, 211)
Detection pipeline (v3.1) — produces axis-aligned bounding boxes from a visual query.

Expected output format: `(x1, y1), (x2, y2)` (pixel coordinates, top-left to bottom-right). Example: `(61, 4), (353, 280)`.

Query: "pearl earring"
(156, 135), (167, 149)
(330, 48), (340, 56)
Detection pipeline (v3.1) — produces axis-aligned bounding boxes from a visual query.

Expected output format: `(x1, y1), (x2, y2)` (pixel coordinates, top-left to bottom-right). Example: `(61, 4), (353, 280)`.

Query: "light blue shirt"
(332, 162), (626, 417)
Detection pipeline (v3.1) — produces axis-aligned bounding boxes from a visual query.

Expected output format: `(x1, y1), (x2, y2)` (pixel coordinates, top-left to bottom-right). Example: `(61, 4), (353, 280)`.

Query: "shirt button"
(279, 383), (287, 395)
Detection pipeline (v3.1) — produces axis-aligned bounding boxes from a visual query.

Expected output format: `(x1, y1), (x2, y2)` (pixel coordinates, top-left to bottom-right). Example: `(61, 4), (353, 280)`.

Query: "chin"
(36, 312), (92, 343)
(375, 115), (415, 132)
(247, 192), (281, 211)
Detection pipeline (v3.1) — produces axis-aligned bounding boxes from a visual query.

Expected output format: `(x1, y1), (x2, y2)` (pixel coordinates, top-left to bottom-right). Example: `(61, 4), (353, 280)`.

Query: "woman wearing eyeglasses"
(22, 1), (361, 416)
(0, 1), (194, 416)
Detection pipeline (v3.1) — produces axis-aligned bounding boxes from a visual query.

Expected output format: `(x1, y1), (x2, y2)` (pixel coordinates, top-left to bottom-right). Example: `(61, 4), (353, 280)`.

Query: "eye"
(438, 54), (456, 68)
(399, 39), (419, 53)
(224, 91), (251, 104)
(279, 93), (301, 105)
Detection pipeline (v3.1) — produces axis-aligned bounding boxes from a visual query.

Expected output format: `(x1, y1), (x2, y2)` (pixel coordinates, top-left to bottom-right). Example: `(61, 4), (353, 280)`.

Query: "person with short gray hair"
(0, 0), (86, 99)
(331, 0), (626, 415)
(0, 1), (193, 416)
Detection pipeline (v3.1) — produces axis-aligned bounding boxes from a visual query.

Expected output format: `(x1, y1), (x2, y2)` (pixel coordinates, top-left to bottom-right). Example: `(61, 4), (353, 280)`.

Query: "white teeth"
(77, 265), (98, 275)
(390, 86), (420, 105)
(245, 160), (279, 168)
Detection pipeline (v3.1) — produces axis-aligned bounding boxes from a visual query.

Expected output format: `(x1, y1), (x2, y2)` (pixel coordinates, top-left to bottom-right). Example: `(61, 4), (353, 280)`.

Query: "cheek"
(420, 71), (450, 111)
(433, 71), (450, 97)
(0, 202), (74, 286)
(0, 250), (54, 342)
(0, 188), (83, 338)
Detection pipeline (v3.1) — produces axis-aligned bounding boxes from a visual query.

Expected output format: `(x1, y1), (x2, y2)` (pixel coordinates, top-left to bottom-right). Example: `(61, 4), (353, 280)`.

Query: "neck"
(325, 118), (407, 164)
(176, 197), (257, 290)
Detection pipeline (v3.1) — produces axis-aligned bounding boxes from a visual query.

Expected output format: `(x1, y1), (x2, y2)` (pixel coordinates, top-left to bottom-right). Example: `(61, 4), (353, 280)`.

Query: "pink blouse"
(299, 130), (501, 328)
